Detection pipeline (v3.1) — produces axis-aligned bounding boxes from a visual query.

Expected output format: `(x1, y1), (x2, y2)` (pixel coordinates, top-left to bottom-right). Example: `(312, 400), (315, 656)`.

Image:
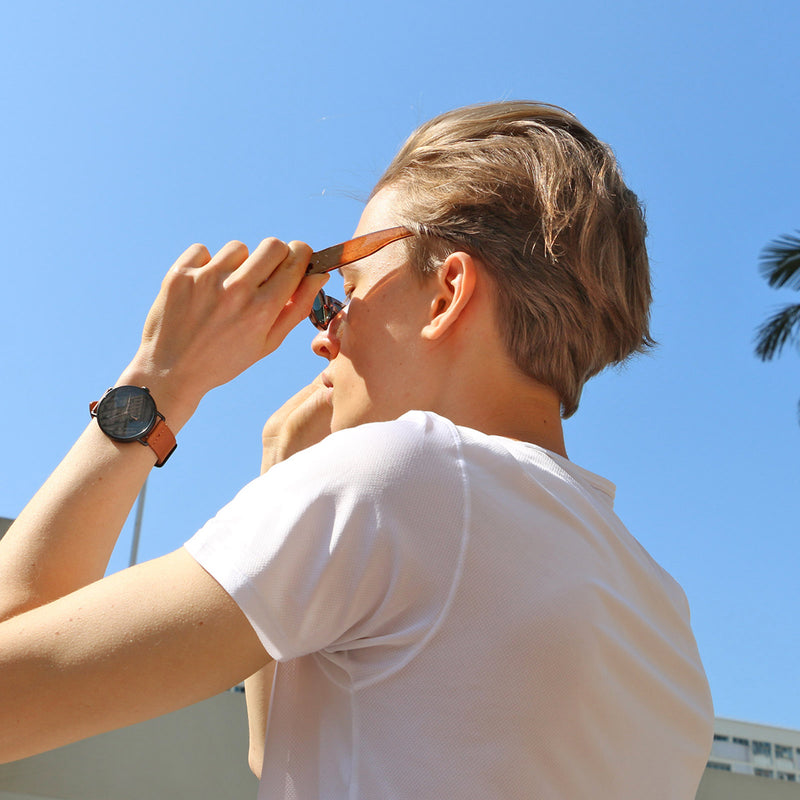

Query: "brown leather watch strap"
(144, 415), (177, 467)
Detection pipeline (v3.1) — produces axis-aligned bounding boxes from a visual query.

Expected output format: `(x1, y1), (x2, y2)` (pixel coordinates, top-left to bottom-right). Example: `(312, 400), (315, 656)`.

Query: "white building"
(707, 717), (800, 783)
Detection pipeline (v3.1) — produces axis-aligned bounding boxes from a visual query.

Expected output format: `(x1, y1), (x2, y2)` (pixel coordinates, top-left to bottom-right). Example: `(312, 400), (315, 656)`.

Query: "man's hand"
(261, 374), (333, 472)
(122, 238), (326, 429)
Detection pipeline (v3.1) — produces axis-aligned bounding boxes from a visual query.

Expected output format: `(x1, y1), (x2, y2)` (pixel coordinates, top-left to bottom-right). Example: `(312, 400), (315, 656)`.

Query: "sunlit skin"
(308, 186), (568, 457)
(311, 192), (438, 431)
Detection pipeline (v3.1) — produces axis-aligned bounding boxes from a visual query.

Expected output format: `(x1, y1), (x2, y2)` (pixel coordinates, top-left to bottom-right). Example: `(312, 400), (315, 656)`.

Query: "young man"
(0, 102), (713, 798)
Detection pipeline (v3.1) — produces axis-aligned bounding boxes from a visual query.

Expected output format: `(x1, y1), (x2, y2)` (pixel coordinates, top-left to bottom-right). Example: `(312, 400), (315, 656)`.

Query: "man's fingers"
(236, 240), (321, 352)
(264, 270), (327, 351)
(178, 238), (308, 293)
(164, 236), (322, 362)
(211, 240), (251, 273)
(279, 240), (314, 279)
(222, 237), (292, 290)
(171, 243), (212, 272)
(251, 239), (310, 291)
(169, 241), (250, 284)
(262, 241), (327, 350)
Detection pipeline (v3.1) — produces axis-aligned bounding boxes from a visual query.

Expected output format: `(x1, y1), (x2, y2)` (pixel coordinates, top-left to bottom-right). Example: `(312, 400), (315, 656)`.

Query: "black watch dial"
(95, 386), (158, 442)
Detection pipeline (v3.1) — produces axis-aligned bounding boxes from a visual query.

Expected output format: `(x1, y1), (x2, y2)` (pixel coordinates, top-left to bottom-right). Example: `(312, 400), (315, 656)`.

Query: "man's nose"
(311, 312), (343, 360)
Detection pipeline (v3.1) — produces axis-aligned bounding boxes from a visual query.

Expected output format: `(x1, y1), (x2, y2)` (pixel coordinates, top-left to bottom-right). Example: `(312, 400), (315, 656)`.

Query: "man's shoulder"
(259, 412), (462, 496)
(320, 410), (453, 451)
(258, 411), (467, 515)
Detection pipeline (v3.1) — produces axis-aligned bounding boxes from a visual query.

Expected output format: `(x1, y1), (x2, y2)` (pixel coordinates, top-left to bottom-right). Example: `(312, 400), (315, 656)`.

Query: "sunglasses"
(307, 226), (413, 331)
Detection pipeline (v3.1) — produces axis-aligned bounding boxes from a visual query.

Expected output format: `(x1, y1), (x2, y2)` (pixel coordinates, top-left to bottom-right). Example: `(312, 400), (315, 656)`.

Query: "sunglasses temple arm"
(306, 228), (413, 275)
(307, 244), (345, 275)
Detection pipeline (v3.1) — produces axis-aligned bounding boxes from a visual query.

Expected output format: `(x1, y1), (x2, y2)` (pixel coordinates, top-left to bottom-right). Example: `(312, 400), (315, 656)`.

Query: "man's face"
(311, 187), (439, 432)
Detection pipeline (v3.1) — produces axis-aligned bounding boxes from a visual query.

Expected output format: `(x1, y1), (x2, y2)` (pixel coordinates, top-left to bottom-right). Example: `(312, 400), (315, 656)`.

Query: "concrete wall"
(0, 692), (257, 800)
(697, 769), (800, 799)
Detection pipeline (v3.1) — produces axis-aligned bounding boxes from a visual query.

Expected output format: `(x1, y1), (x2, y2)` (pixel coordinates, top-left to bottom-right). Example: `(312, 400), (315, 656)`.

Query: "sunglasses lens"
(310, 291), (345, 330)
(310, 292), (326, 329)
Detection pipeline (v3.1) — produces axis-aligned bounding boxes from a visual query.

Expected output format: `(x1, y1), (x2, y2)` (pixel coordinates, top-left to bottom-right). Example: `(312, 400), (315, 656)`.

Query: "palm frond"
(759, 231), (800, 290)
(754, 303), (800, 360)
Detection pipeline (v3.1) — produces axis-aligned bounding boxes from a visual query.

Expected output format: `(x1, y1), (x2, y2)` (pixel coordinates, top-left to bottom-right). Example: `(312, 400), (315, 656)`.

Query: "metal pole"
(129, 478), (147, 567)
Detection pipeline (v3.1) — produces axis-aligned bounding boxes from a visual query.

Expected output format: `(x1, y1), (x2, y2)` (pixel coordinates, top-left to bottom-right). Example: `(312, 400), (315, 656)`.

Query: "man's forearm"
(0, 418), (160, 621)
(0, 347), (202, 623)
(244, 660), (276, 778)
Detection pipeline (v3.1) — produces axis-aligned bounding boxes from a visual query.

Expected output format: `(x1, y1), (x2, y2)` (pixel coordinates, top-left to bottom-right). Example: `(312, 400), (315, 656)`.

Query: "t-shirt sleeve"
(184, 412), (468, 664)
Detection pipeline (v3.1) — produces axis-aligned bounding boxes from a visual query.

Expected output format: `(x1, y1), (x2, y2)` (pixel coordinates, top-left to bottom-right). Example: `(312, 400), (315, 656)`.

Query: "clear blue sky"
(1, 1), (798, 730)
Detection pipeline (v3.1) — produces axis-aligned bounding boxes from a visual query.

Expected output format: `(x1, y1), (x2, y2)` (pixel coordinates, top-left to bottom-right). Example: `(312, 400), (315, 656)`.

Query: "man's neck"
(449, 397), (567, 458)
(430, 357), (568, 458)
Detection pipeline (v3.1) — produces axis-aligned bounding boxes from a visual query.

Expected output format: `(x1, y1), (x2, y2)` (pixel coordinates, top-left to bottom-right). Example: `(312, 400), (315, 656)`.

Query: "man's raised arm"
(0, 237), (325, 762)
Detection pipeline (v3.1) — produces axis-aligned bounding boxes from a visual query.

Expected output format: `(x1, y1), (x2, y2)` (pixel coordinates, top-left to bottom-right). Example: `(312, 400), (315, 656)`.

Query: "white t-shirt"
(185, 411), (713, 799)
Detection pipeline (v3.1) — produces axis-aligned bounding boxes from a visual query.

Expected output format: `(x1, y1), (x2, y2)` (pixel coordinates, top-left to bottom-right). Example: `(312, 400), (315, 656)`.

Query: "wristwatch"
(90, 386), (177, 467)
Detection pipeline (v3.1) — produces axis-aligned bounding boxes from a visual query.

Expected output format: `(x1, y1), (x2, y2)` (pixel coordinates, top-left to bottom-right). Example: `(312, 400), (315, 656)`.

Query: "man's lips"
(320, 372), (334, 390)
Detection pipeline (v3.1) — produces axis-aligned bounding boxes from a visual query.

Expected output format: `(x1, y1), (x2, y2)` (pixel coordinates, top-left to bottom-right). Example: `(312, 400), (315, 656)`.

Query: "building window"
(711, 738), (751, 762)
(713, 734), (729, 742)
(707, 762), (732, 772)
(753, 741), (772, 757)
(754, 768), (774, 778)
(775, 744), (793, 761)
(733, 737), (750, 746)
(777, 772), (797, 782)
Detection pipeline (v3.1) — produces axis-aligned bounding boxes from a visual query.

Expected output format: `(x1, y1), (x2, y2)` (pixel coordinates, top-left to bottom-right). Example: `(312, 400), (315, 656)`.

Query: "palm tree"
(754, 231), (800, 421)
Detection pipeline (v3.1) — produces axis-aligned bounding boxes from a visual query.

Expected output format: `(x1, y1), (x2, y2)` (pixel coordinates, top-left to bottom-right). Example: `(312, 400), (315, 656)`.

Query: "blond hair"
(374, 101), (653, 417)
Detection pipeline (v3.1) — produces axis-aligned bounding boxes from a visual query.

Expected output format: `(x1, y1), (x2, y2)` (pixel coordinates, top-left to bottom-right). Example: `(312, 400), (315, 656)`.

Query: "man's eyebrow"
(338, 264), (359, 281)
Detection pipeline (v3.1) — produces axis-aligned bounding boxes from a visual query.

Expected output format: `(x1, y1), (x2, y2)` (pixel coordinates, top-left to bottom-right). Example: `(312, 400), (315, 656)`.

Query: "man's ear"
(421, 252), (477, 340)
